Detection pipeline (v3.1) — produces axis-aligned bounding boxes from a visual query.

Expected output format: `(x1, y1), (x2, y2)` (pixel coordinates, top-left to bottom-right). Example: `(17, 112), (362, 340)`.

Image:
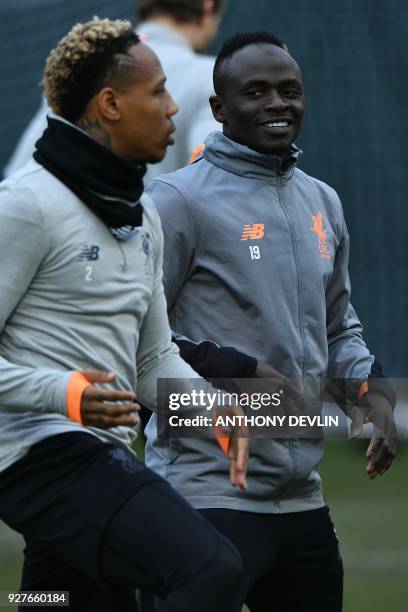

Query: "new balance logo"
(76, 245), (100, 262)
(241, 223), (265, 241)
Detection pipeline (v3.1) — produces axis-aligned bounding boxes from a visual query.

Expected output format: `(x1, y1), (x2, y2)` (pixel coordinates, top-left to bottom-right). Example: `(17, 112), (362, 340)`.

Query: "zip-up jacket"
(0, 160), (200, 473)
(144, 130), (376, 513)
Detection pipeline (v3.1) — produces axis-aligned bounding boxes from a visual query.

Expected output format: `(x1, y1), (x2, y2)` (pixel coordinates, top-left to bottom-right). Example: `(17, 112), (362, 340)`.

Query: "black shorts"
(0, 432), (161, 589)
(0, 432), (242, 612)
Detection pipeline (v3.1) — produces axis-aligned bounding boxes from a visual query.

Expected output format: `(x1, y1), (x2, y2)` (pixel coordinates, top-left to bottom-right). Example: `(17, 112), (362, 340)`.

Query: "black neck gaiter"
(34, 117), (146, 240)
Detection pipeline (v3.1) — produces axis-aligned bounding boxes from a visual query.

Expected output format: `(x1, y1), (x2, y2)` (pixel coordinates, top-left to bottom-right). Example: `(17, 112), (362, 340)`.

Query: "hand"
(228, 434), (248, 491)
(350, 391), (397, 478)
(213, 404), (248, 491)
(79, 370), (140, 429)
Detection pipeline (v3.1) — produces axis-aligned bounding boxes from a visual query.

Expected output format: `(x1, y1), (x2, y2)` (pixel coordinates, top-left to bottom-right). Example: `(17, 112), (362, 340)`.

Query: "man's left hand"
(350, 391), (397, 478)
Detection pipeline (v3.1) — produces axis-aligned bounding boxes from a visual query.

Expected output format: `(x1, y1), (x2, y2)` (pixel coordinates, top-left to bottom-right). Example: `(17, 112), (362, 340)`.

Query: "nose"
(264, 90), (289, 112)
(166, 91), (179, 118)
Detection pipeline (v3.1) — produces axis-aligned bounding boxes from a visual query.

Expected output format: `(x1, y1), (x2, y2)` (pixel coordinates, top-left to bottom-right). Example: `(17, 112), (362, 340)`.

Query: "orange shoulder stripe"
(188, 144), (205, 164)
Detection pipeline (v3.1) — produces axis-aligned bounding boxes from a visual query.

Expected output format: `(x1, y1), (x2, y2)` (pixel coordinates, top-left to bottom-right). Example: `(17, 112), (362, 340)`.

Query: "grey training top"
(0, 158), (199, 473)
(144, 131), (374, 514)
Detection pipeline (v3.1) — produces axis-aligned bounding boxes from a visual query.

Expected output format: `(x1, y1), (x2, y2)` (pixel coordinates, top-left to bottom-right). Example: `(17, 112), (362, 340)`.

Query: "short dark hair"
(137, 0), (226, 23)
(43, 18), (140, 122)
(213, 31), (287, 95)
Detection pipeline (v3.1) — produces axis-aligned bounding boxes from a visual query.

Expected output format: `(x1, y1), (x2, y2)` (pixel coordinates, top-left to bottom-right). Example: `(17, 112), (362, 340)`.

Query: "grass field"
(0, 440), (407, 611)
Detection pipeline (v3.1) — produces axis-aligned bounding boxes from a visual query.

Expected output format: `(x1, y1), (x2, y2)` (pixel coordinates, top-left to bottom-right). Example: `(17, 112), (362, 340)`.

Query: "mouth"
(259, 117), (294, 130)
(167, 126), (176, 146)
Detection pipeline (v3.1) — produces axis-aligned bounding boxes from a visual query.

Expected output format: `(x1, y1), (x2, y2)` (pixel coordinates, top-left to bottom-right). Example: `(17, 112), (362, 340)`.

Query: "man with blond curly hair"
(4, 0), (227, 179)
(0, 18), (247, 612)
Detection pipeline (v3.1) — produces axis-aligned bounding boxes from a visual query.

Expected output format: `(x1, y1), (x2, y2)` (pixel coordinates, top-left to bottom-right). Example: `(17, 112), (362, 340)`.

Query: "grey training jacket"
(144, 131), (374, 513)
(0, 158), (200, 473)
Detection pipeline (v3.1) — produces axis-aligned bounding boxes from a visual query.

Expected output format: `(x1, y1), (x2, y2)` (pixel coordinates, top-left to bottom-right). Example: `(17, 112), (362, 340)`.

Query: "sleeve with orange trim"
(326, 363), (396, 410)
(325, 208), (377, 394)
(356, 359), (396, 409)
(214, 428), (232, 455)
(323, 205), (396, 409)
(0, 185), (82, 418)
(66, 372), (92, 424)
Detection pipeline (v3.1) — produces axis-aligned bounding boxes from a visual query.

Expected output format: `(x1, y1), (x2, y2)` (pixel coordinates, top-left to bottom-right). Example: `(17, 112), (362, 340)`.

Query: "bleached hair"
(43, 17), (140, 121)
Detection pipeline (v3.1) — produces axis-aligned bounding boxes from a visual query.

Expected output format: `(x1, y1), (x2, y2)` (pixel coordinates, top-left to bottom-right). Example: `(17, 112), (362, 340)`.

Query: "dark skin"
(210, 43), (305, 156)
(77, 116), (112, 150)
(350, 393), (397, 478)
(211, 42), (396, 477)
(79, 370), (140, 429)
(77, 44), (178, 164)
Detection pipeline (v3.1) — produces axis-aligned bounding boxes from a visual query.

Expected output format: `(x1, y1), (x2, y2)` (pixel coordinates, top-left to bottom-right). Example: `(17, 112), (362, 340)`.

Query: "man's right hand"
(79, 370), (140, 429)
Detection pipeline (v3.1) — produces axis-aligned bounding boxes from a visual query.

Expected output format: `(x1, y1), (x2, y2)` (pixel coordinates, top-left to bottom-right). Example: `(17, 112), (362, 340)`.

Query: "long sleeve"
(0, 182), (71, 414)
(323, 210), (398, 406)
(172, 332), (257, 379)
(135, 206), (201, 411)
(145, 179), (197, 309)
(326, 212), (374, 381)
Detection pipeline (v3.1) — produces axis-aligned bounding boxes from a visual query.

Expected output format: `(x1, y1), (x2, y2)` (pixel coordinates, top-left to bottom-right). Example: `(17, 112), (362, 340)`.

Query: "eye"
(246, 89), (264, 98)
(282, 88), (302, 98)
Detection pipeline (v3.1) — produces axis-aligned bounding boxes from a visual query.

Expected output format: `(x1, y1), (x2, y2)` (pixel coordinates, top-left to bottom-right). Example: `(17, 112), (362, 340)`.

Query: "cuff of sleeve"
(365, 378), (397, 409)
(66, 372), (91, 424)
(235, 353), (257, 378)
(216, 347), (257, 378)
(358, 381), (369, 399)
(215, 427), (231, 455)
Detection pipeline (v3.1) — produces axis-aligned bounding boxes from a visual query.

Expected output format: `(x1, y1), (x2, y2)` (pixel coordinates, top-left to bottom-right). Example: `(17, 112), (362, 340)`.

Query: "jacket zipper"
(276, 173), (309, 486)
(117, 240), (128, 271)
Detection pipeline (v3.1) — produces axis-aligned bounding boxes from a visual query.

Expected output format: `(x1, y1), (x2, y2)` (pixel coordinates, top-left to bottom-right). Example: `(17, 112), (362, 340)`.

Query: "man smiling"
(212, 36), (304, 155)
(145, 31), (397, 611)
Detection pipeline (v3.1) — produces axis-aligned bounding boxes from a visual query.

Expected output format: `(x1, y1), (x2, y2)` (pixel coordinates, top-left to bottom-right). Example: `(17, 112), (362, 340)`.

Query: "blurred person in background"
(3, 0), (225, 179)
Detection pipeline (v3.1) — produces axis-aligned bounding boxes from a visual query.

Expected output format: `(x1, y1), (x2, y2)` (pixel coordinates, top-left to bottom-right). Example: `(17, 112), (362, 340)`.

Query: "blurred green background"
(1, 440), (407, 612)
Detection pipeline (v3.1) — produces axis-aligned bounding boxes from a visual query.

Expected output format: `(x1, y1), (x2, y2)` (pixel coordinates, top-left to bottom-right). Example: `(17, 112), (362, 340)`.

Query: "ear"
(96, 87), (121, 121)
(203, 0), (216, 17)
(209, 94), (225, 124)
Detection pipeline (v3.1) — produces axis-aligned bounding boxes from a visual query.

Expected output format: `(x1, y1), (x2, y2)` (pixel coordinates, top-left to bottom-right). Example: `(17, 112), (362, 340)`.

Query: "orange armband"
(66, 372), (92, 424)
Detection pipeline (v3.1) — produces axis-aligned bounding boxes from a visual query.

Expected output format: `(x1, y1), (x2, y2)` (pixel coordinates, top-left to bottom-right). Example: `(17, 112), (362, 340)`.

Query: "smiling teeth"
(265, 121), (289, 127)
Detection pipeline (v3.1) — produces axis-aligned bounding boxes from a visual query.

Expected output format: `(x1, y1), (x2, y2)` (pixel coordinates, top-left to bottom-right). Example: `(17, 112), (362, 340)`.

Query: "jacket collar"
(203, 131), (302, 183)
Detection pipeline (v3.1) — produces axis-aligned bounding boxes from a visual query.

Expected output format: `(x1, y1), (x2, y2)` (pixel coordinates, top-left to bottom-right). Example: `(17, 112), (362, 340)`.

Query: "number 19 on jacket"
(249, 245), (261, 260)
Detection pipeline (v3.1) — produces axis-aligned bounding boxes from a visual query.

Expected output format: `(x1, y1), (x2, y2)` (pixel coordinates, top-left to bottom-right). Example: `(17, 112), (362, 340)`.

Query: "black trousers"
(199, 507), (344, 612)
(0, 433), (242, 612)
